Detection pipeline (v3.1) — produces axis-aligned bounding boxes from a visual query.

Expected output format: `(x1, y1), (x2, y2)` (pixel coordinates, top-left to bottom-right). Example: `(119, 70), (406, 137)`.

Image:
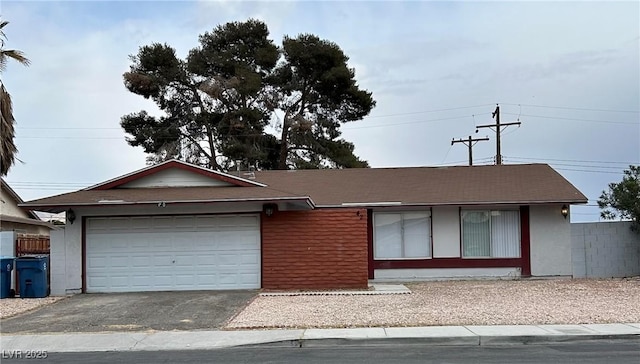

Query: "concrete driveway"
(0, 290), (257, 334)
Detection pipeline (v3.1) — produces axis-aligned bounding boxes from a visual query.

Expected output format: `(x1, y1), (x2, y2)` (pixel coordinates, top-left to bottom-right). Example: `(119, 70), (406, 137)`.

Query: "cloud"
(0, 0), (637, 224)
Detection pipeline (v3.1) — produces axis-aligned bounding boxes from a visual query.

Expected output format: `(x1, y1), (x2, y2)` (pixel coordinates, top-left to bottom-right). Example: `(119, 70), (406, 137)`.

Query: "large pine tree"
(121, 19), (375, 171)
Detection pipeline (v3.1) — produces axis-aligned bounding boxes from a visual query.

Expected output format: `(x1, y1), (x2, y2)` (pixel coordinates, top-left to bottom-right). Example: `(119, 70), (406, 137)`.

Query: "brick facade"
(261, 208), (369, 290)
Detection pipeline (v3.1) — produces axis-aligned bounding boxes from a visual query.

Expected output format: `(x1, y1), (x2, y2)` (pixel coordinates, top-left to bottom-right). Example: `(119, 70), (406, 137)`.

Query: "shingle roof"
(20, 163), (587, 212)
(252, 164), (588, 206)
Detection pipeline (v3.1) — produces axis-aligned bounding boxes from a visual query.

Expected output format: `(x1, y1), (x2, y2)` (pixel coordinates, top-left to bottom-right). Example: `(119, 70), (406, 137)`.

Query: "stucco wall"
(261, 208), (368, 289)
(0, 221), (50, 235)
(0, 231), (16, 256)
(572, 221), (640, 278)
(121, 168), (232, 188)
(0, 231), (16, 290)
(0, 189), (29, 218)
(529, 204), (572, 276)
(375, 267), (520, 281)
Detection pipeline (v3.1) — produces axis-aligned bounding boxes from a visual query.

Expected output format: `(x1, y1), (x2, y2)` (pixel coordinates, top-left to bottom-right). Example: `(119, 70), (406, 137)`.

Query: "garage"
(85, 214), (260, 293)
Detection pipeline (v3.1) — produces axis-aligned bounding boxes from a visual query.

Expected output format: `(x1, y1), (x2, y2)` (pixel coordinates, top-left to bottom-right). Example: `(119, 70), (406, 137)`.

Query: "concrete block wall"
(261, 208), (369, 290)
(572, 222), (640, 278)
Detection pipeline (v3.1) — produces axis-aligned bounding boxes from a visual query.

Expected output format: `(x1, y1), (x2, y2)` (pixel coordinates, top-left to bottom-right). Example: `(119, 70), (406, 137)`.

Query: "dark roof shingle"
(20, 163), (587, 211)
(252, 164), (587, 206)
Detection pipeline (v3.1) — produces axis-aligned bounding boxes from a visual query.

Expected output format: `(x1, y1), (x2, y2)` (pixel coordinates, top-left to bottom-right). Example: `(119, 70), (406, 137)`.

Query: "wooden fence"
(14, 234), (50, 296)
(16, 234), (50, 256)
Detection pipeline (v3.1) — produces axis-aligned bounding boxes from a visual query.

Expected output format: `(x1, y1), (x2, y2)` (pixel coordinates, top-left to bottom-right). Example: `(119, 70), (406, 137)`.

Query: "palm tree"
(0, 19), (30, 176)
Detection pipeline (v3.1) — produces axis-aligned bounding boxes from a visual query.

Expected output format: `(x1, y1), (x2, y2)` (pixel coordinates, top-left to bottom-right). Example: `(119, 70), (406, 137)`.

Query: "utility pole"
(451, 135), (490, 166)
(475, 104), (521, 165)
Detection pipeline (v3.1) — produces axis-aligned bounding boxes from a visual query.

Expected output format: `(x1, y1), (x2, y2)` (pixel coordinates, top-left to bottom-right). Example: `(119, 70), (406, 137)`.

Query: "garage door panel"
(131, 256), (151, 267)
(86, 214), (260, 292)
(110, 275), (130, 288)
(241, 273), (259, 284)
(131, 276), (152, 286)
(241, 253), (260, 265)
(109, 256), (130, 268)
(153, 255), (173, 268)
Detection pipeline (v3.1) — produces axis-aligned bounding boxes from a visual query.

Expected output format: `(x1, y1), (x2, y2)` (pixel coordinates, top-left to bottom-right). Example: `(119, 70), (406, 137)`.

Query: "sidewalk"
(1, 323), (639, 353)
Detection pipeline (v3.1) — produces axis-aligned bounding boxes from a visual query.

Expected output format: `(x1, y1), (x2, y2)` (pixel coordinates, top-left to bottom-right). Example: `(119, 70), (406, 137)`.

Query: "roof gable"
(1, 179), (41, 220)
(87, 160), (265, 190)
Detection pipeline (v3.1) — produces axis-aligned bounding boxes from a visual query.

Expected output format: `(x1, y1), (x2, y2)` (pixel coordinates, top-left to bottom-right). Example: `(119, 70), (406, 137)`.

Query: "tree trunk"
(278, 114), (290, 170)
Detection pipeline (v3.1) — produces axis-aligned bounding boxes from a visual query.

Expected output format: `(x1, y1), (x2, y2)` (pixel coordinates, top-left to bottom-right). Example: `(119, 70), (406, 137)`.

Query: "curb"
(478, 333), (640, 346)
(246, 334), (640, 348)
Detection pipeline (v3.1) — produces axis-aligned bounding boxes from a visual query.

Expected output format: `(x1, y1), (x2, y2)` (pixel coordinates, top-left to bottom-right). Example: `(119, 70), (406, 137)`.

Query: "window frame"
(460, 208), (521, 259)
(373, 210), (432, 260)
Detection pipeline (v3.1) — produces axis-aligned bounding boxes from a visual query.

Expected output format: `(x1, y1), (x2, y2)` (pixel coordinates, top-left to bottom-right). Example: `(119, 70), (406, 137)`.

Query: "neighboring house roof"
(0, 214), (56, 228)
(1, 179), (41, 220)
(1, 179), (55, 230)
(19, 161), (588, 212)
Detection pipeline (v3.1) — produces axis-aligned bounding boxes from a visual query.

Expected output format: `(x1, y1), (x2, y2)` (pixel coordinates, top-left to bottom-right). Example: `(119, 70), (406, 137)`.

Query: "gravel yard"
(226, 278), (640, 329)
(0, 296), (67, 319)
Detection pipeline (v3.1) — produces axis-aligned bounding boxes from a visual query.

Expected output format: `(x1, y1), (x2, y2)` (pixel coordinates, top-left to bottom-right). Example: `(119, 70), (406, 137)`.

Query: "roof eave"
(19, 196), (316, 213)
(319, 199), (589, 208)
(0, 214), (55, 229)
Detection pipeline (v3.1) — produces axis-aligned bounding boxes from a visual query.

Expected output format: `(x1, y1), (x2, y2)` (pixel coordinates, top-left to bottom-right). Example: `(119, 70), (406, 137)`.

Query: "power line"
(15, 105), (497, 131)
(16, 136), (123, 140)
(365, 104), (495, 119)
(16, 113), (494, 139)
(500, 103), (640, 114)
(17, 127), (120, 130)
(8, 182), (92, 186)
(501, 113), (638, 125)
(554, 167), (624, 174)
(503, 159), (629, 170)
(435, 156), (494, 166)
(344, 114), (490, 130)
(8, 187), (87, 191)
(503, 155), (638, 165)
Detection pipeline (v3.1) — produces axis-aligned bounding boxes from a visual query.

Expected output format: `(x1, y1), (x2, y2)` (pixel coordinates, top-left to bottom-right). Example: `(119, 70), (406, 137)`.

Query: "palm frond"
(0, 82), (17, 176)
(0, 19), (30, 72)
(0, 49), (31, 66)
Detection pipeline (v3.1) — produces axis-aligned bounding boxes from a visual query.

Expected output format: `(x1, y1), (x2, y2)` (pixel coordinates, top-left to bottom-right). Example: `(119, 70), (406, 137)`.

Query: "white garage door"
(86, 215), (260, 293)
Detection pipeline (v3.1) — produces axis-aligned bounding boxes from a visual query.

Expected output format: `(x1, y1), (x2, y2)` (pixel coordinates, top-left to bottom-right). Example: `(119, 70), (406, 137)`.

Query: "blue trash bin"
(16, 255), (49, 298)
(0, 257), (15, 299)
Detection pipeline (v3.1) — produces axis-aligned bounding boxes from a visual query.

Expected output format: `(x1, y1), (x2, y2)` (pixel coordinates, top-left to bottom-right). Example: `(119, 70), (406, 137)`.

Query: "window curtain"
(491, 210), (521, 258)
(403, 213), (430, 258)
(374, 212), (430, 259)
(462, 211), (490, 257)
(374, 214), (402, 258)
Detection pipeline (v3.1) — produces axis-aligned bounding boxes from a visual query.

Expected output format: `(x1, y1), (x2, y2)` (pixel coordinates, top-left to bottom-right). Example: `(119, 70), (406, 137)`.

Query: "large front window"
(374, 212), (431, 259)
(461, 210), (520, 258)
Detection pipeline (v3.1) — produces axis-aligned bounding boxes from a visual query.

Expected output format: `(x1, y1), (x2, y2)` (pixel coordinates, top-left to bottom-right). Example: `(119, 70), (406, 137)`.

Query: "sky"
(1, 0), (638, 223)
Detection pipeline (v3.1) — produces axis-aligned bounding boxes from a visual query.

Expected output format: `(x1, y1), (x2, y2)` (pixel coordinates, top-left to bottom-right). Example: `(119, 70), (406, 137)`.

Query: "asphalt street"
(4, 340), (638, 364)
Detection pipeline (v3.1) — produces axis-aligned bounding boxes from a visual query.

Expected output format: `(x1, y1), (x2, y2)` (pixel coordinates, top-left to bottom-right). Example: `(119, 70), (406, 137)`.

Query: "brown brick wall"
(261, 208), (369, 290)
